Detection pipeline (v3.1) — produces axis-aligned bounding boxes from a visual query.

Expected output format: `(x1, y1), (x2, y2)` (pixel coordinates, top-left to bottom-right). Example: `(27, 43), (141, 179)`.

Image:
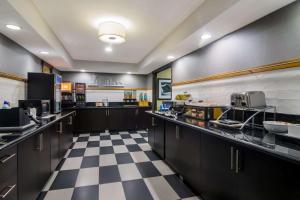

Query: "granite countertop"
(0, 111), (75, 152)
(146, 111), (300, 165)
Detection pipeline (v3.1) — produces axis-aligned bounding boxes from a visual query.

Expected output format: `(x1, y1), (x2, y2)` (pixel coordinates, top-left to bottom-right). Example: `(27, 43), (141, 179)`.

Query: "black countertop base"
(0, 111), (75, 152)
(146, 111), (300, 166)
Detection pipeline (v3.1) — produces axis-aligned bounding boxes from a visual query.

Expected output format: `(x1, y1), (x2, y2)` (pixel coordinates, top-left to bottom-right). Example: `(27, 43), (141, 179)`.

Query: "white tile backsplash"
(0, 77), (25, 108)
(173, 67), (300, 115)
(86, 89), (152, 102)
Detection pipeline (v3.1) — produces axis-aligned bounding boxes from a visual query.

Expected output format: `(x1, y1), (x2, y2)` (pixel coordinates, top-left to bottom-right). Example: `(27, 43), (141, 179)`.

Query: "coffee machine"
(27, 73), (62, 113)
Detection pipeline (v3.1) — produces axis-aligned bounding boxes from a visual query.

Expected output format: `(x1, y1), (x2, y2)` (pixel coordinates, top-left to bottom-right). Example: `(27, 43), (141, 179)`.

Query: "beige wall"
(173, 67), (300, 115)
(0, 77), (25, 108)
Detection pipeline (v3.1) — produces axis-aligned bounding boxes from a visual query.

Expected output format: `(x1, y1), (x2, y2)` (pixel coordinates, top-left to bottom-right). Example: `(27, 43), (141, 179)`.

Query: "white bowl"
(263, 121), (289, 133)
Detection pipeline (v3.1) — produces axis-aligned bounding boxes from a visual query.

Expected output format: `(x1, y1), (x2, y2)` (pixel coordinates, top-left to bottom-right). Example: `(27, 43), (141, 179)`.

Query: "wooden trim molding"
(173, 58), (300, 86)
(87, 86), (150, 91)
(0, 71), (27, 82)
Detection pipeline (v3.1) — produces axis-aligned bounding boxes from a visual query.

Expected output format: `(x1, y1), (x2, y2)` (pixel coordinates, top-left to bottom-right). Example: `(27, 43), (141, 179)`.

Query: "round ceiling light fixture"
(98, 22), (126, 44)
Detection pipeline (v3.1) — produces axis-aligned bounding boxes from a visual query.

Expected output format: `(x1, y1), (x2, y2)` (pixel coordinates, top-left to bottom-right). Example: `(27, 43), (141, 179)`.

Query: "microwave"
(19, 100), (51, 118)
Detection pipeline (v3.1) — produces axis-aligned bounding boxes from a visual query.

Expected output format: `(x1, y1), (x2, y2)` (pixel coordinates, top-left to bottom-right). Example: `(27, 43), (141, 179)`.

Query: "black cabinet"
(107, 109), (123, 131)
(236, 144), (300, 200)
(18, 114), (74, 200)
(165, 121), (201, 192)
(154, 117), (165, 159)
(50, 115), (74, 171)
(200, 133), (300, 200)
(75, 109), (93, 133)
(75, 109), (108, 133)
(61, 115), (74, 154)
(146, 114), (300, 200)
(178, 126), (201, 192)
(50, 124), (60, 172)
(200, 133), (237, 200)
(149, 116), (165, 158)
(37, 131), (51, 191)
(108, 108), (145, 131)
(74, 107), (151, 133)
(90, 109), (107, 132)
(137, 107), (151, 130)
(18, 131), (51, 200)
(148, 117), (155, 149)
(165, 121), (181, 172)
(0, 146), (17, 200)
(122, 108), (138, 130)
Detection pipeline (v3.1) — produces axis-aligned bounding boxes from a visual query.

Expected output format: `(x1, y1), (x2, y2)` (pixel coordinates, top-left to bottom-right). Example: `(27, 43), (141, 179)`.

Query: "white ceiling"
(0, 0), (296, 74)
(32, 0), (204, 64)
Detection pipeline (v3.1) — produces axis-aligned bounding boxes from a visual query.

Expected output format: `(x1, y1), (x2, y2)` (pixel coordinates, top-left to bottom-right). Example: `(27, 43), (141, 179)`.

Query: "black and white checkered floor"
(38, 130), (201, 200)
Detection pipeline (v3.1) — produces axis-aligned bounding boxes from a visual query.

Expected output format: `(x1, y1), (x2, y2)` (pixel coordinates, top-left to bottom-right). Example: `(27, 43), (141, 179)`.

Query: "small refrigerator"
(27, 73), (62, 113)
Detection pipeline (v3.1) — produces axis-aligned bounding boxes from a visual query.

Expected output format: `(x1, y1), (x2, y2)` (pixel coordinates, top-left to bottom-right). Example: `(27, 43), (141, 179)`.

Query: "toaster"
(231, 91), (266, 108)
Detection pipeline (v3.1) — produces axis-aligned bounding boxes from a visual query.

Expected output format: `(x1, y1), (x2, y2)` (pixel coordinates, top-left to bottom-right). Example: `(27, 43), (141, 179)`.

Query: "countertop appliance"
(162, 100), (184, 112)
(231, 91), (266, 108)
(19, 100), (50, 118)
(75, 83), (86, 107)
(0, 108), (33, 132)
(211, 91), (275, 130)
(184, 105), (224, 121)
(27, 73), (62, 113)
(61, 82), (75, 108)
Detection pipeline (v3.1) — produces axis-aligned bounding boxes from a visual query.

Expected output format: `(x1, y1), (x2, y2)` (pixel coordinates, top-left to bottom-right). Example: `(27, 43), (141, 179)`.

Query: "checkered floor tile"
(38, 130), (201, 200)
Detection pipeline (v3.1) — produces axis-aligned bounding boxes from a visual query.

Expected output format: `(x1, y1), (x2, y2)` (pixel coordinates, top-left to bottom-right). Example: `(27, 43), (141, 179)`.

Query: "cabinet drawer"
(0, 174), (17, 200)
(0, 146), (17, 200)
(0, 146), (17, 183)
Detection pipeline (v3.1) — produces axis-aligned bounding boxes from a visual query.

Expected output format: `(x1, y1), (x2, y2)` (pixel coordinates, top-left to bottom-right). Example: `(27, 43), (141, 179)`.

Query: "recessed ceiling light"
(167, 55), (175, 60)
(105, 46), (113, 52)
(80, 69), (86, 72)
(6, 24), (21, 30)
(127, 72), (132, 74)
(201, 33), (212, 40)
(40, 51), (49, 55)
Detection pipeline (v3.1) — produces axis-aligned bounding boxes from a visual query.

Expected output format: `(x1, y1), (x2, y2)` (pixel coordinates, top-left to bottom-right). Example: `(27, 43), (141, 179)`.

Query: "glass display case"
(183, 105), (224, 121)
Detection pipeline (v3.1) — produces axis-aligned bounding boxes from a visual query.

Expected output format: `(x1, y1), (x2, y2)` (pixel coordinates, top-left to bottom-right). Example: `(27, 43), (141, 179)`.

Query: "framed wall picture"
(157, 79), (172, 100)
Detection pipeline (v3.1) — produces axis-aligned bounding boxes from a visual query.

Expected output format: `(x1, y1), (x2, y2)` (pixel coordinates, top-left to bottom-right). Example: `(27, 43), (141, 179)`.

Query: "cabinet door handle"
(68, 116), (72, 125)
(235, 149), (240, 173)
(57, 122), (63, 134)
(36, 134), (44, 152)
(175, 125), (180, 139)
(230, 146), (234, 171)
(107, 110), (110, 116)
(0, 153), (16, 164)
(0, 184), (16, 199)
(152, 118), (156, 126)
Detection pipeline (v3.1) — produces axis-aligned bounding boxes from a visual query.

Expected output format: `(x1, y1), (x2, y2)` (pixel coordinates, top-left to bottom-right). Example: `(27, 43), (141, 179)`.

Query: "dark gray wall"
(146, 73), (153, 89)
(0, 34), (41, 77)
(172, 1), (300, 83)
(62, 72), (148, 88)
